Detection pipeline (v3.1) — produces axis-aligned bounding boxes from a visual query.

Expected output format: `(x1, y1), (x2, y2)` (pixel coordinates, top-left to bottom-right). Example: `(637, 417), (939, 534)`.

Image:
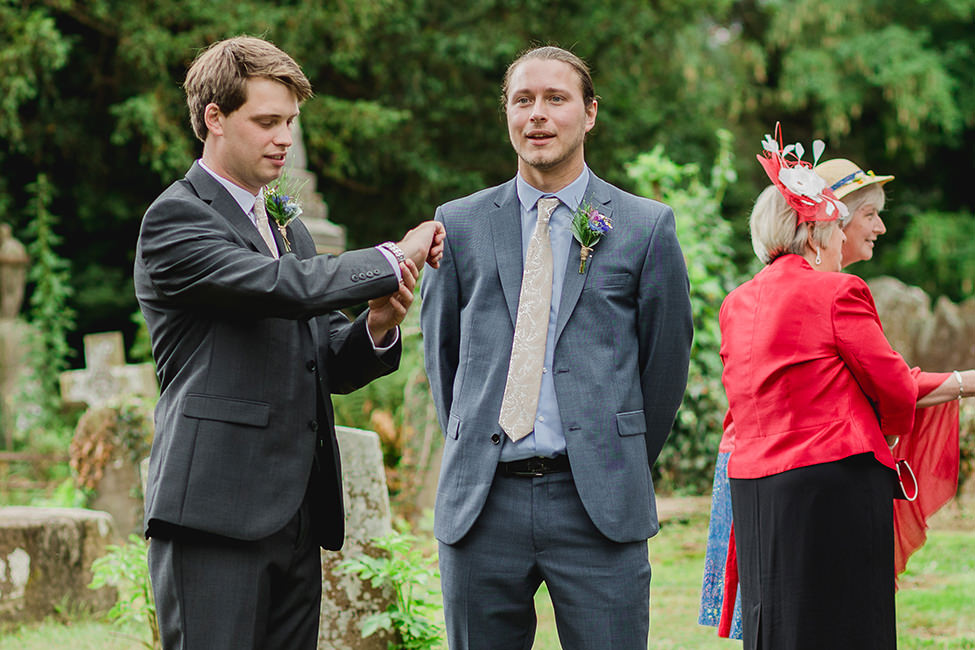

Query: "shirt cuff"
(376, 246), (403, 283)
(368, 324), (400, 352)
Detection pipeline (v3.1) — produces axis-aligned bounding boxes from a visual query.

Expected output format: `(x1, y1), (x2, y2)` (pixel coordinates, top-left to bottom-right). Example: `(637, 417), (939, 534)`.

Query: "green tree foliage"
(1, 1), (971, 488)
(627, 129), (745, 493)
(1, 0), (970, 358)
(19, 175), (76, 437)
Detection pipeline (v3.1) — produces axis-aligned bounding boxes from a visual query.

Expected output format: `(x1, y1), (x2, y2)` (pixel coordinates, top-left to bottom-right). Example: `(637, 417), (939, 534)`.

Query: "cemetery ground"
(0, 491), (972, 649)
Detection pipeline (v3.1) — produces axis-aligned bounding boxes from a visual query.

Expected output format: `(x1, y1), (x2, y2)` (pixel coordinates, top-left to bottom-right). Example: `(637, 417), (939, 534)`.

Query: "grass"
(1, 498), (972, 649)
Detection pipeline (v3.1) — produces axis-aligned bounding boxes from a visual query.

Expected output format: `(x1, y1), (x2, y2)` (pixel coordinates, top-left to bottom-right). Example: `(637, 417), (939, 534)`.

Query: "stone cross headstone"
(59, 331), (157, 408)
(60, 332), (158, 538)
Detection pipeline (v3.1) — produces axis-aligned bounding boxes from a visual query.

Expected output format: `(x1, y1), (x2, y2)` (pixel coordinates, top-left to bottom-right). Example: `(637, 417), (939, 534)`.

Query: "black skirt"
(729, 453), (898, 650)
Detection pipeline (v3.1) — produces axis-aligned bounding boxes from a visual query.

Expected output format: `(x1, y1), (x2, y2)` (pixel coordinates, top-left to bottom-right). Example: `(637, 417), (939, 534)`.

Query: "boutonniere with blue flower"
(570, 202), (612, 273)
(263, 171), (307, 252)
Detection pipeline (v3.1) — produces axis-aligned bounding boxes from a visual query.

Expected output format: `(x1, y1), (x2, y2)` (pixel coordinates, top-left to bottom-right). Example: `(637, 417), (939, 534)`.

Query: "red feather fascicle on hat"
(757, 123), (849, 225)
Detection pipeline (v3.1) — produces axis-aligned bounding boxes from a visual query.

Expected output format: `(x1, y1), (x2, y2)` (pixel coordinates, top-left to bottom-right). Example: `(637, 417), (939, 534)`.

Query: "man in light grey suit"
(135, 36), (443, 650)
(421, 46), (693, 649)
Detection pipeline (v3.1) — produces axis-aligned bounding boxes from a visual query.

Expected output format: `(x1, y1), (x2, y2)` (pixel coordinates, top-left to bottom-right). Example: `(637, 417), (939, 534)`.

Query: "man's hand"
(367, 259), (420, 346)
(398, 221), (446, 270)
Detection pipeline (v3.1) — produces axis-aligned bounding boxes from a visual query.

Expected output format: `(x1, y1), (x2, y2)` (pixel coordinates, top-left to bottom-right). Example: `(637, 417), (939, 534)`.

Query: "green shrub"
(88, 534), (159, 650)
(626, 129), (747, 494)
(339, 523), (443, 650)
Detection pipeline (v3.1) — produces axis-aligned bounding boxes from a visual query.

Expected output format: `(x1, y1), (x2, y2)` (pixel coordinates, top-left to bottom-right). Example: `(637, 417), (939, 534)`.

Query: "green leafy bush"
(88, 534), (159, 650)
(626, 129), (747, 493)
(339, 524), (443, 650)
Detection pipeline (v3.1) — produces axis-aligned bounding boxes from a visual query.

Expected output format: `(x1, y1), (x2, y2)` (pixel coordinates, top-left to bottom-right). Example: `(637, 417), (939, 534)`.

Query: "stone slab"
(0, 507), (116, 622)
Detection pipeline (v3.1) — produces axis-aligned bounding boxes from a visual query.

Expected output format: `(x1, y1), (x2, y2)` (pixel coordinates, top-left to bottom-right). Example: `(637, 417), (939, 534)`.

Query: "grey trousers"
(147, 496), (321, 650)
(439, 469), (651, 650)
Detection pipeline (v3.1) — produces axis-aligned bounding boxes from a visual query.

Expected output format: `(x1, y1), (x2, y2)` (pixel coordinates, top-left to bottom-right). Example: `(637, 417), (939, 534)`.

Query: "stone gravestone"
(0, 506), (115, 622)
(0, 224), (31, 448)
(59, 331), (157, 409)
(286, 117), (347, 256)
(318, 426), (397, 650)
(60, 332), (158, 537)
(869, 276), (975, 370)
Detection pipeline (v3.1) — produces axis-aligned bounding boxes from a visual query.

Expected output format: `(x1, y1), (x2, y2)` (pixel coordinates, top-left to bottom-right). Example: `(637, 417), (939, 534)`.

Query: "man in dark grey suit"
(135, 36), (443, 650)
(421, 46), (693, 649)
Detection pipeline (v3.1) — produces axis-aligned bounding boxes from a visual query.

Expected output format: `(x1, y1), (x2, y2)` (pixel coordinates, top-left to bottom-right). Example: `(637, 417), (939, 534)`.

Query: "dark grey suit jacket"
(421, 173), (693, 545)
(135, 162), (400, 550)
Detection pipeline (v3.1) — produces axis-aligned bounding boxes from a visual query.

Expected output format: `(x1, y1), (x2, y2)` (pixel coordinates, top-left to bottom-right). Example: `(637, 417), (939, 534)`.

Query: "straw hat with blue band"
(813, 158), (894, 200)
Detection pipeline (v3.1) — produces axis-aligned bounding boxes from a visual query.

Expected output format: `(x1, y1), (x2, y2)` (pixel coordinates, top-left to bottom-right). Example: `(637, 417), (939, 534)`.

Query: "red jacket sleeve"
(831, 277), (917, 440)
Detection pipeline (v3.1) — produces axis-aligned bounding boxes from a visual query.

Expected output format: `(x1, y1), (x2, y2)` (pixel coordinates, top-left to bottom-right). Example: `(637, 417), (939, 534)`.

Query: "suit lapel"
(490, 180), (524, 327)
(555, 174), (614, 343)
(185, 162), (274, 257)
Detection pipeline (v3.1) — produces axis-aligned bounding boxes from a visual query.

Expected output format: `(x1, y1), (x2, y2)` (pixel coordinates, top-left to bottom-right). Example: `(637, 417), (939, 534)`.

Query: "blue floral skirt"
(698, 451), (742, 639)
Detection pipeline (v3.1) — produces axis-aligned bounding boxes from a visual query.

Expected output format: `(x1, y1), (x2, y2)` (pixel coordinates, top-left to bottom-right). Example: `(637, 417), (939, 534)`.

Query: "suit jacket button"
(306, 360), (317, 372)
(490, 433), (501, 444)
(309, 420), (319, 432)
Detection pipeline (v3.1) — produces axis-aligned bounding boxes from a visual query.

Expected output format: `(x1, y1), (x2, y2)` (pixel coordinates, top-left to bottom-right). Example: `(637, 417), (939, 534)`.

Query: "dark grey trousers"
(147, 495), (321, 650)
(439, 470), (651, 650)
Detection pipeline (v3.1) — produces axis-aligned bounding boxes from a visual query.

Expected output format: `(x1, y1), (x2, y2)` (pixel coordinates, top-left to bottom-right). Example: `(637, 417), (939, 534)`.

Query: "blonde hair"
(184, 36), (313, 142)
(749, 185), (838, 265)
(840, 184), (886, 228)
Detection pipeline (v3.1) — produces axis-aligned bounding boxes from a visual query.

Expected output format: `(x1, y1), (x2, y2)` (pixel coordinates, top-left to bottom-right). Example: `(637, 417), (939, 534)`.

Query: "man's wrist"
(378, 241), (406, 264)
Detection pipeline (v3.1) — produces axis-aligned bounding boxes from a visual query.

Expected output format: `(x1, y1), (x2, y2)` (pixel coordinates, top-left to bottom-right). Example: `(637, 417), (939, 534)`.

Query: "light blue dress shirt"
(500, 166), (590, 462)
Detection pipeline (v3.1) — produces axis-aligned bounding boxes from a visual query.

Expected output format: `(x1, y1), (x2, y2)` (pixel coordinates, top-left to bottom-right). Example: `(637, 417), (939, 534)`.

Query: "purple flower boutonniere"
(263, 171), (307, 252)
(570, 202), (612, 273)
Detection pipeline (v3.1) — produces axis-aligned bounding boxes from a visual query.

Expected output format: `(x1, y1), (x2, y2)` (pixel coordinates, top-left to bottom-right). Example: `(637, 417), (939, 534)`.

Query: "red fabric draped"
(718, 523), (738, 637)
(892, 370), (959, 579)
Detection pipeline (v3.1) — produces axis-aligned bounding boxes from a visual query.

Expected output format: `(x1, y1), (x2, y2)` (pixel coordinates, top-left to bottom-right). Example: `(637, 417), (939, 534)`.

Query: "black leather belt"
(498, 455), (570, 477)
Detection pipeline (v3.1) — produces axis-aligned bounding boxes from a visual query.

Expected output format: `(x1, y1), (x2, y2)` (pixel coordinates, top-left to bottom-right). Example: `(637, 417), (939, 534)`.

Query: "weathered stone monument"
(59, 331), (157, 410)
(286, 118), (346, 256)
(868, 276), (975, 370)
(60, 332), (158, 537)
(319, 426), (397, 650)
(0, 224), (31, 448)
(0, 507), (115, 622)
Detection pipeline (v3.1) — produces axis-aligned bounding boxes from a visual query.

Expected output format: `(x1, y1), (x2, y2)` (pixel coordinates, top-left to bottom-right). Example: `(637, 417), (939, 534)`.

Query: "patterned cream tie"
(498, 196), (559, 441)
(253, 191), (279, 259)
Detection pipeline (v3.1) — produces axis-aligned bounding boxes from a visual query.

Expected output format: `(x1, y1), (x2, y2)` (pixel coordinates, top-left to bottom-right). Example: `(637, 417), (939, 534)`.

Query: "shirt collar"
(198, 159), (260, 216)
(516, 166), (590, 214)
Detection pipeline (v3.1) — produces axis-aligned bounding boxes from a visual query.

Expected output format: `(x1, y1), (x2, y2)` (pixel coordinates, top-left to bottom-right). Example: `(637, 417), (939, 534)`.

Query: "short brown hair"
(184, 36), (313, 142)
(501, 46), (596, 109)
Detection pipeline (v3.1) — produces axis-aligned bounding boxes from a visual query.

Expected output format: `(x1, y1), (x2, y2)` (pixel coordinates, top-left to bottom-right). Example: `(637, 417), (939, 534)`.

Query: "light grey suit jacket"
(135, 162), (400, 550)
(421, 173), (693, 545)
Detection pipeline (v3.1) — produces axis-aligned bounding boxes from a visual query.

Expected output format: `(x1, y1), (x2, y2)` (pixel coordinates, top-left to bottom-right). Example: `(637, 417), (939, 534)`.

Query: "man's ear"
(203, 102), (224, 137)
(584, 99), (598, 133)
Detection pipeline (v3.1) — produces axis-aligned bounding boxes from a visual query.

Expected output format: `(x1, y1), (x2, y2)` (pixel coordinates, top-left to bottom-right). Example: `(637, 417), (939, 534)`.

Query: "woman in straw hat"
(701, 153), (975, 642)
(817, 157), (973, 576)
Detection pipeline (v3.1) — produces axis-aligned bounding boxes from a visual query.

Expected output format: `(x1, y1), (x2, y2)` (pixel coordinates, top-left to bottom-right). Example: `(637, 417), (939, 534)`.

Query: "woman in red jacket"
(720, 127), (916, 649)
(701, 155), (973, 642)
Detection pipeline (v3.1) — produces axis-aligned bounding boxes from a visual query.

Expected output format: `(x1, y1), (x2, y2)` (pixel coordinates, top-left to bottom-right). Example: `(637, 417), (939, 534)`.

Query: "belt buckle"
(513, 458), (546, 478)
